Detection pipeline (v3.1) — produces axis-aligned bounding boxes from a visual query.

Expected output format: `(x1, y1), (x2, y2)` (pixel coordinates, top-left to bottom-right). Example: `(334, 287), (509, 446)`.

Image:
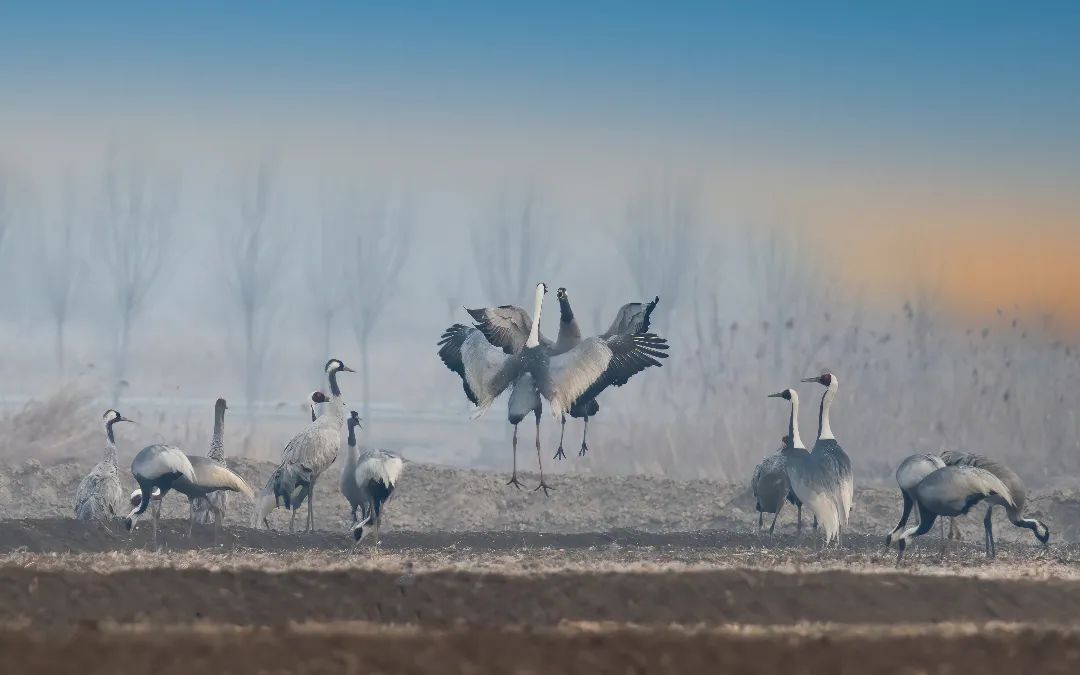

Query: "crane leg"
(306, 479), (315, 533)
(757, 511), (763, 534)
(187, 501), (196, 538)
(289, 506), (297, 534)
(532, 412), (554, 495)
(984, 506), (996, 558)
(554, 417), (567, 460)
(939, 518), (947, 557)
(797, 504), (803, 533)
(769, 505), (782, 535)
(578, 416), (590, 457)
(507, 424), (526, 489)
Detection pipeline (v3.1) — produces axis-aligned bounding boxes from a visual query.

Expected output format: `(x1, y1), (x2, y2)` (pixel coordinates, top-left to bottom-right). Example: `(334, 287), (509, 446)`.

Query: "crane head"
(104, 409), (134, 425)
(556, 287), (568, 300)
(767, 389), (795, 401)
(325, 358), (356, 374)
(801, 372), (835, 387)
(348, 411), (362, 430)
(351, 514), (373, 544)
(310, 390), (329, 404)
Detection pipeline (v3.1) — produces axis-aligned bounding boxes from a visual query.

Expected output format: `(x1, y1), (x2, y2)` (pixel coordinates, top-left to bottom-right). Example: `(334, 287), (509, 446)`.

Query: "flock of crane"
(67, 279), (1051, 562)
(73, 359), (403, 549)
(753, 376), (1051, 562)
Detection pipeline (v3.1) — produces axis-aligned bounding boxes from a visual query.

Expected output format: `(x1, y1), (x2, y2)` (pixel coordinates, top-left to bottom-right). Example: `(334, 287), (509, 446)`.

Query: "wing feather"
(438, 323), (523, 416)
(540, 333), (669, 418)
(601, 296), (660, 338)
(465, 305), (550, 354)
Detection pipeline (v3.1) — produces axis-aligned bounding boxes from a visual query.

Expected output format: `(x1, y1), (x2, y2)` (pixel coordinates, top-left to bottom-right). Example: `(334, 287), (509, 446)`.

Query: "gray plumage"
(341, 410), (404, 550)
(191, 398), (228, 526)
(74, 410), (130, 525)
(253, 361), (353, 532)
(457, 286), (581, 491)
(437, 323), (525, 419)
(751, 445), (790, 535)
(769, 389), (840, 545)
(553, 291), (659, 459)
(884, 453), (945, 546)
(940, 451), (1050, 554)
(802, 373), (852, 542)
(124, 443), (198, 547)
(892, 464), (1019, 562)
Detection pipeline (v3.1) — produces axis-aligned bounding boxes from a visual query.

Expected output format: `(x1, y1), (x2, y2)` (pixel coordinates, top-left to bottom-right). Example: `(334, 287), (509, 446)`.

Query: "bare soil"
(4, 623), (1080, 675)
(2, 458), (1080, 673)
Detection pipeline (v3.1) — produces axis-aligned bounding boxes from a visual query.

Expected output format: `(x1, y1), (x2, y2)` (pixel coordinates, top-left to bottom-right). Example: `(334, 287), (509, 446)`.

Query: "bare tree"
(99, 154), (178, 404)
(38, 180), (84, 377)
(223, 160), (284, 434)
(333, 186), (413, 433)
(616, 179), (701, 326)
(471, 190), (556, 306)
(308, 191), (350, 380)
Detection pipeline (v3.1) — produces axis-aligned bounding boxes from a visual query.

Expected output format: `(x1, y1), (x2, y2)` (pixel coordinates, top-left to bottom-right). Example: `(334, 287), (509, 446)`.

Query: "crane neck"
(525, 286), (545, 349)
(554, 295), (582, 352)
(209, 406), (226, 460)
(817, 380), (837, 441)
(328, 368), (342, 398)
(789, 395), (806, 450)
(104, 421), (118, 464)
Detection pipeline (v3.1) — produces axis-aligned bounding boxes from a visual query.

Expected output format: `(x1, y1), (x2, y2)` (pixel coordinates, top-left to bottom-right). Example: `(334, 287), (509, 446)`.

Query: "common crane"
(463, 286), (581, 489)
(890, 464), (1018, 563)
(767, 389), (840, 546)
(550, 290), (659, 460)
(519, 283), (669, 493)
(251, 391), (331, 530)
(191, 398), (229, 527)
(74, 409), (132, 528)
(802, 372), (852, 544)
(940, 451), (1050, 555)
(256, 360), (353, 533)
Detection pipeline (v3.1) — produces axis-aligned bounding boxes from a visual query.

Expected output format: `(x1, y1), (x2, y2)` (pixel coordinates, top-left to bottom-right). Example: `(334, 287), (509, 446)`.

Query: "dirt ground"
(2, 458), (1079, 673)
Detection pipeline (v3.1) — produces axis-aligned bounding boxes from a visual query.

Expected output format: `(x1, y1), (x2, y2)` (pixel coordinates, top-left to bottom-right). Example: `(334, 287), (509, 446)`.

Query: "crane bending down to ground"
(940, 451), (1050, 555)
(890, 464), (1017, 563)
(767, 389), (840, 546)
(74, 409), (132, 528)
(884, 453), (946, 548)
(342, 410), (404, 551)
(123, 444), (198, 547)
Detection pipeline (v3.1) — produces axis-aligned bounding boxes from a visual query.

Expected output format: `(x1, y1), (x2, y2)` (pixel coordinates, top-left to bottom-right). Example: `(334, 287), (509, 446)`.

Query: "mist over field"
(1, 4), (1078, 487)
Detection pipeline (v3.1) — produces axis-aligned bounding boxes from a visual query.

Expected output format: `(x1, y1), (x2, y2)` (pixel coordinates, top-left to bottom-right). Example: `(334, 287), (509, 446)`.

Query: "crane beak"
(119, 417), (136, 425)
(341, 366), (356, 373)
(767, 392), (784, 398)
(800, 377), (818, 383)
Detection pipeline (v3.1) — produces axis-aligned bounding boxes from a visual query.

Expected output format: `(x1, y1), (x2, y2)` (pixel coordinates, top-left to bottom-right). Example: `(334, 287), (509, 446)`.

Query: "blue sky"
(3, 2), (1079, 143)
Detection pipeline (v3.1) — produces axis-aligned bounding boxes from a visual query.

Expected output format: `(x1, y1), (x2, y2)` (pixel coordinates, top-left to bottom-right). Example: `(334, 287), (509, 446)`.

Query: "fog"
(0, 144), (1077, 487)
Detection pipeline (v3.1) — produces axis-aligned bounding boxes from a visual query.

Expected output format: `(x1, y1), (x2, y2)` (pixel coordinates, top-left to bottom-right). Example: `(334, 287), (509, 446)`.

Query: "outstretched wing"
(438, 323), (524, 417)
(466, 305), (550, 354)
(601, 296), (660, 338)
(537, 333), (669, 418)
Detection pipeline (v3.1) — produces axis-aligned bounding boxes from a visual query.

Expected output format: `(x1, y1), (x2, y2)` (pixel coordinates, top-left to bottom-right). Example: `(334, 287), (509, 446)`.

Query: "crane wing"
(540, 333), (669, 418)
(466, 305), (550, 354)
(437, 323), (524, 417)
(601, 296), (659, 338)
